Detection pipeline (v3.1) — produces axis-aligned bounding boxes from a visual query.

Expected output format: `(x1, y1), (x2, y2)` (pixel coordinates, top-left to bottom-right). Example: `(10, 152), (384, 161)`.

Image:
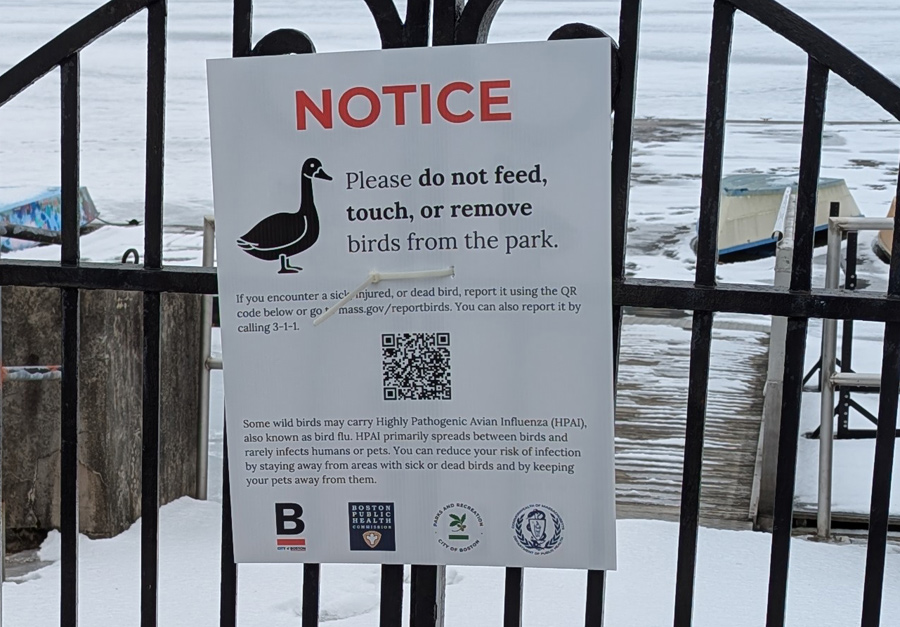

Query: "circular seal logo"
(433, 503), (484, 553)
(511, 504), (564, 556)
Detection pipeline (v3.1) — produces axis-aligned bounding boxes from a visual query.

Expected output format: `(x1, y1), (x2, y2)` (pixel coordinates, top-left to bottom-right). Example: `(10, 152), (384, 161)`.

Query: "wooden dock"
(614, 314), (769, 530)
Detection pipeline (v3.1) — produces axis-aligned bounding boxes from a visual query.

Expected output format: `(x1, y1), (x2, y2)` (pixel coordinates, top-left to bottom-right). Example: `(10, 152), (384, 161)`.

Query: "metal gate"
(0, 0), (898, 625)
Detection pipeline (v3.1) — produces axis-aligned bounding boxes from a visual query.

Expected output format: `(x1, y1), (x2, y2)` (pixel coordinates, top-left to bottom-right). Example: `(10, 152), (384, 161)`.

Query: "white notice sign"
(208, 39), (615, 569)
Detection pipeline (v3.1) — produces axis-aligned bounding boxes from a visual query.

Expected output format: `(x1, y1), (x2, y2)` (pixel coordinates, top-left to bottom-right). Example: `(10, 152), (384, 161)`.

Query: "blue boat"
(0, 187), (99, 252)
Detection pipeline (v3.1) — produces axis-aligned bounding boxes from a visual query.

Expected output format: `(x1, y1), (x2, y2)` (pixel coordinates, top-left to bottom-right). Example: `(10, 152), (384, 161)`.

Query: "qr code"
(382, 333), (451, 401)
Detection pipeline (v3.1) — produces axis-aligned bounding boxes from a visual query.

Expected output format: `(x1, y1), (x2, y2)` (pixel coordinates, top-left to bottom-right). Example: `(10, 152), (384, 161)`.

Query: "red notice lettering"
(295, 80), (513, 130)
(296, 89), (333, 130)
(421, 83), (432, 125)
(480, 79), (512, 122)
(437, 81), (475, 124)
(338, 87), (381, 128)
(382, 84), (417, 125)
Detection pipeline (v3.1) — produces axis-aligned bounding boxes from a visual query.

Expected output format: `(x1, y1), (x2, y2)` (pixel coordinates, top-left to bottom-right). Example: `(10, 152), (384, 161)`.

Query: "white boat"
(712, 174), (862, 260)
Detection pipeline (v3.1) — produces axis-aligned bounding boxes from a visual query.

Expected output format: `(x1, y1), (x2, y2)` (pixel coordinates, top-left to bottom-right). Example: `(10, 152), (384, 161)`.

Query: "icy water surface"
(2, 0), (900, 226)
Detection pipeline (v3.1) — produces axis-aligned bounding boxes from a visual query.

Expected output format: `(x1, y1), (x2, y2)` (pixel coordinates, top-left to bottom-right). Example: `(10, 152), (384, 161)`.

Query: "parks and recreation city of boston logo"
(433, 502), (484, 553)
(511, 504), (565, 556)
(348, 502), (396, 551)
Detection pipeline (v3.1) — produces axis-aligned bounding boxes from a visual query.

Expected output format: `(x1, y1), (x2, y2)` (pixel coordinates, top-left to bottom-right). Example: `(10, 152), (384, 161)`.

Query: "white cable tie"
(371, 267), (455, 283)
(313, 275), (374, 326)
(313, 266), (455, 326)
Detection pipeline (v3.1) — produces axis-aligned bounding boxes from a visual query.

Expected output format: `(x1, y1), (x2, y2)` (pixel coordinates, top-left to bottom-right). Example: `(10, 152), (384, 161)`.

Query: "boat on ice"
(0, 186), (100, 252)
(702, 174), (862, 262)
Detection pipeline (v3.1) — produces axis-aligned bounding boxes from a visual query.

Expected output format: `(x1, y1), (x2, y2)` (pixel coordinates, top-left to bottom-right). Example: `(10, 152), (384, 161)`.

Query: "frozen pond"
(2, 0), (900, 226)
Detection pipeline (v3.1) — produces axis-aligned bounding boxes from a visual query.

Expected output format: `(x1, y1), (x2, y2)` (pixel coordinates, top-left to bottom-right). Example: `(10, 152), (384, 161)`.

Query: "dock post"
(754, 188), (794, 530)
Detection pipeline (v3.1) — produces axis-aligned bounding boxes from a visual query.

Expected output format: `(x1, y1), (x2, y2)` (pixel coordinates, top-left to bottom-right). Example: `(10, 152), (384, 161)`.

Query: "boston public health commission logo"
(348, 502), (396, 551)
(511, 504), (564, 556)
(433, 503), (484, 554)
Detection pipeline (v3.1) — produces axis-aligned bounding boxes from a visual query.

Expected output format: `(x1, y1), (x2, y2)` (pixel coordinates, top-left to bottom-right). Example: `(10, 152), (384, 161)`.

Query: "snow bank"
(3, 498), (897, 626)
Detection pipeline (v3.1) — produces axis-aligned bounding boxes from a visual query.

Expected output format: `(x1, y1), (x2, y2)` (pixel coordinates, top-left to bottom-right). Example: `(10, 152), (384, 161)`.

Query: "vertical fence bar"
(0, 261), (3, 621)
(859, 165), (900, 626)
(692, 0), (733, 288)
(673, 312), (714, 627)
(233, 0), (252, 57)
(60, 56), (81, 265)
(501, 565), (525, 625)
(503, 567), (523, 627)
(379, 565), (404, 626)
(609, 0), (640, 274)
(594, 3), (642, 622)
(765, 56), (828, 627)
(219, 431), (237, 627)
(144, 0), (166, 272)
(672, 3), (734, 626)
(584, 570), (605, 627)
(141, 3), (166, 626)
(60, 52), (80, 627)
(432, 0), (462, 45)
(590, 0), (642, 621)
(608, 3), (641, 388)
(837, 233), (856, 438)
(787, 64), (828, 296)
(302, 564), (321, 627)
(409, 565), (445, 627)
(368, 3), (405, 49)
(609, 0), (641, 356)
(412, 6), (456, 613)
(141, 290), (161, 627)
(403, 0), (431, 47)
(860, 323), (900, 626)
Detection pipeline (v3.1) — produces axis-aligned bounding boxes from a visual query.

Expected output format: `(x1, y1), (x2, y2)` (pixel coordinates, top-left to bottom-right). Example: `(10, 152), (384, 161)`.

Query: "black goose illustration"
(237, 157), (332, 274)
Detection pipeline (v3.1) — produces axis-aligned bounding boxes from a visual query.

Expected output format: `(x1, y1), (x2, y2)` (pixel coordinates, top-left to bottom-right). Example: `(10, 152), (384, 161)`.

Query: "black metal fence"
(0, 0), (898, 626)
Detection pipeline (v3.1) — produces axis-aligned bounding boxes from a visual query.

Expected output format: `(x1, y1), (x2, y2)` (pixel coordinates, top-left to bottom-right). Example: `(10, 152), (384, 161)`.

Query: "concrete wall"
(2, 287), (201, 550)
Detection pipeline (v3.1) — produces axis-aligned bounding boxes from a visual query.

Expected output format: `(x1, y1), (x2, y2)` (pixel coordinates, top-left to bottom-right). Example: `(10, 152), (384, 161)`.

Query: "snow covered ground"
(3, 499), (898, 627)
(2, 0), (900, 624)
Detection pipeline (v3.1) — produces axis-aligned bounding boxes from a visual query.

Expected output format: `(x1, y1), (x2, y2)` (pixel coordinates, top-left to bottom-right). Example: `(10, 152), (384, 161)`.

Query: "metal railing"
(816, 215), (898, 539)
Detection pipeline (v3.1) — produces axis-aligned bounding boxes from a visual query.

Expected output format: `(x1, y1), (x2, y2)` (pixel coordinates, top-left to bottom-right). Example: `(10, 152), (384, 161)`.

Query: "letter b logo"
(275, 503), (305, 535)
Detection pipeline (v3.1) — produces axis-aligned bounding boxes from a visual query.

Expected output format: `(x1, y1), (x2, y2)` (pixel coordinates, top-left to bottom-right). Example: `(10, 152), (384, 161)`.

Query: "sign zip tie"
(313, 266), (455, 326)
